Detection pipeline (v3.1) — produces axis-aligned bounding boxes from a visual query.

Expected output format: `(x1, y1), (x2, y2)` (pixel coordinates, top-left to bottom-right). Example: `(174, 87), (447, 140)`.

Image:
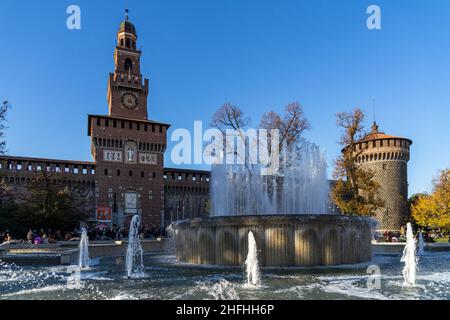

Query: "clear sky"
(1, 0), (449, 196)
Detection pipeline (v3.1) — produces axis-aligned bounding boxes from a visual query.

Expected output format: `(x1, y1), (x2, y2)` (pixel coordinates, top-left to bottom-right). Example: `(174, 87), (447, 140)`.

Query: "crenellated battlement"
(355, 138), (411, 164)
(350, 122), (413, 231)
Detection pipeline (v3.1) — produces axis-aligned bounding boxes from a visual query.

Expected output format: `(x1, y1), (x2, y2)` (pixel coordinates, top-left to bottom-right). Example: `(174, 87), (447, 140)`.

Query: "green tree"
(24, 171), (88, 232)
(331, 108), (384, 216)
(0, 199), (31, 238)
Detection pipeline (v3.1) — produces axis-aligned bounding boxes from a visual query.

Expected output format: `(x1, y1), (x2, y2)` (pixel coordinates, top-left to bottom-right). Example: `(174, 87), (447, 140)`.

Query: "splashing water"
(401, 223), (417, 286)
(78, 227), (90, 269)
(211, 141), (330, 216)
(417, 231), (425, 256)
(209, 279), (239, 300)
(245, 231), (260, 286)
(126, 215), (144, 278)
(66, 265), (82, 289)
(164, 223), (176, 253)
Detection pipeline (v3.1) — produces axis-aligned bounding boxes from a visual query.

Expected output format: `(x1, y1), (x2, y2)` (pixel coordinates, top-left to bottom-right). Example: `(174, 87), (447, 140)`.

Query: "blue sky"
(1, 0), (449, 195)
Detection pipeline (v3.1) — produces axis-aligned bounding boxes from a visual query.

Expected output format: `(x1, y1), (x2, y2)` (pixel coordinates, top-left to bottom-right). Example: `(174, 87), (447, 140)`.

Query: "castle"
(352, 122), (412, 231)
(0, 15), (210, 230)
(0, 15), (412, 232)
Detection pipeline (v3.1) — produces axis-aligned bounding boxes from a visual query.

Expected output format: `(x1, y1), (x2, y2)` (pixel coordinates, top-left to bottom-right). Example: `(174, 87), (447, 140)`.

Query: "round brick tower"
(353, 122), (412, 231)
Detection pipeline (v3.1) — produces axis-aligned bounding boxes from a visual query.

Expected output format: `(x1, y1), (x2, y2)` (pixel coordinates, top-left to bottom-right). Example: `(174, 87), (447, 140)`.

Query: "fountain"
(173, 140), (372, 267)
(173, 140), (373, 267)
(164, 224), (176, 254)
(126, 215), (144, 278)
(210, 142), (329, 216)
(417, 231), (425, 256)
(66, 265), (82, 288)
(401, 222), (417, 286)
(174, 214), (372, 267)
(78, 227), (90, 269)
(245, 231), (260, 286)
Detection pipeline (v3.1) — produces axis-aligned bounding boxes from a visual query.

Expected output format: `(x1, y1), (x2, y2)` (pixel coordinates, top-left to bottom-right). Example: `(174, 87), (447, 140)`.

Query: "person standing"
(26, 229), (33, 244)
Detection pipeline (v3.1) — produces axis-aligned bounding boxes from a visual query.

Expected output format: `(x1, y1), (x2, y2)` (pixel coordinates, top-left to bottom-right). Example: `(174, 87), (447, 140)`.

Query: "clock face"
(121, 93), (138, 109)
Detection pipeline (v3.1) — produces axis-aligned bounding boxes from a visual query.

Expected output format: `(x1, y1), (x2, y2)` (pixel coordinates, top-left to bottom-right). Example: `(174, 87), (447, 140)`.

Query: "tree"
(331, 108), (384, 216)
(211, 103), (251, 134)
(209, 102), (311, 214)
(210, 103), (252, 166)
(0, 178), (12, 204)
(0, 101), (9, 155)
(260, 102), (310, 153)
(23, 171), (89, 232)
(411, 168), (450, 230)
(0, 101), (10, 202)
(210, 101), (310, 167)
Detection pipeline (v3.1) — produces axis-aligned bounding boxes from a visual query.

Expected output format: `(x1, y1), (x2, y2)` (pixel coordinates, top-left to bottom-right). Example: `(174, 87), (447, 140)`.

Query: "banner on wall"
(96, 206), (112, 222)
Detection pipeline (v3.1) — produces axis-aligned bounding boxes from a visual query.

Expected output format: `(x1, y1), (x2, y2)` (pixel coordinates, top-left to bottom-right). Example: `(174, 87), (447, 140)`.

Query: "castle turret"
(107, 9), (149, 120)
(354, 122), (412, 231)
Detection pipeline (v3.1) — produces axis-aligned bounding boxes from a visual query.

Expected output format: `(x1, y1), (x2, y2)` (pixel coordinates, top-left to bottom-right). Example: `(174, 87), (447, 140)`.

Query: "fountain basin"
(173, 214), (373, 267)
(0, 247), (78, 265)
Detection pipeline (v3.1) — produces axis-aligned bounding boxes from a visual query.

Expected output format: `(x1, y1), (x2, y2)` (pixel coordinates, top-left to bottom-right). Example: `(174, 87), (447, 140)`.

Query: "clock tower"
(107, 10), (149, 120)
(88, 11), (169, 229)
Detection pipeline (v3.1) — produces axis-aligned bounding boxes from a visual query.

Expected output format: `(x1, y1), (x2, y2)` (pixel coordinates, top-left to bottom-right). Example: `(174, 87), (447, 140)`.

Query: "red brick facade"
(0, 17), (210, 230)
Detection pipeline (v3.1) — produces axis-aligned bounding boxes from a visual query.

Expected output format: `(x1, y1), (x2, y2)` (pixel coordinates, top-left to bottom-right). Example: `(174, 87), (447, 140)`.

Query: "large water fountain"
(210, 143), (329, 216)
(173, 141), (373, 267)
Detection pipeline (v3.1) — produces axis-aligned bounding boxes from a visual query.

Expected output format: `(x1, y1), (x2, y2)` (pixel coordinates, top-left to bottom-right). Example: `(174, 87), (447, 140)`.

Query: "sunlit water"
(211, 142), (330, 216)
(79, 228), (90, 269)
(418, 232), (425, 257)
(126, 215), (144, 278)
(401, 223), (417, 286)
(1, 252), (449, 300)
(245, 231), (260, 287)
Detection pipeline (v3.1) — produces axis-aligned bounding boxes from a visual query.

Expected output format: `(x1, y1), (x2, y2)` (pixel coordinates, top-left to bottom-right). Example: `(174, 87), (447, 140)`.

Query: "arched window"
(120, 38), (124, 47)
(126, 38), (130, 48)
(124, 59), (133, 73)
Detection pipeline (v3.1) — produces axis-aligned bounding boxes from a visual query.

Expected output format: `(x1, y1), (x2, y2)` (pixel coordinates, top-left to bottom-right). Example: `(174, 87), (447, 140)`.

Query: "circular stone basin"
(173, 214), (373, 267)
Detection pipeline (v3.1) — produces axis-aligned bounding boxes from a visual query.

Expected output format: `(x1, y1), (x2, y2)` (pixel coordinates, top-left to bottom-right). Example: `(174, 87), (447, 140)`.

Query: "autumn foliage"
(411, 168), (450, 230)
(331, 108), (384, 216)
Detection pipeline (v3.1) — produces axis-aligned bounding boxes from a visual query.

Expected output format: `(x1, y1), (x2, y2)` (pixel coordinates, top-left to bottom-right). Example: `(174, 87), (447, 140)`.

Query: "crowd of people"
(0, 224), (167, 245)
(375, 229), (449, 243)
(3, 225), (447, 245)
(1, 228), (66, 245)
(84, 224), (165, 241)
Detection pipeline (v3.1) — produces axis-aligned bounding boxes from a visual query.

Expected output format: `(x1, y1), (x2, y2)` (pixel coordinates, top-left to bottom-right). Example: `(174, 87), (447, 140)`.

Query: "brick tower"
(88, 11), (169, 229)
(354, 122), (412, 231)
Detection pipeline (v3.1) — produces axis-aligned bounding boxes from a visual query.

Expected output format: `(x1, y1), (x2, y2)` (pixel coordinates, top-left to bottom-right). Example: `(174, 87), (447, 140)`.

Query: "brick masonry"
(0, 17), (210, 230)
(352, 122), (412, 231)
(0, 17), (412, 232)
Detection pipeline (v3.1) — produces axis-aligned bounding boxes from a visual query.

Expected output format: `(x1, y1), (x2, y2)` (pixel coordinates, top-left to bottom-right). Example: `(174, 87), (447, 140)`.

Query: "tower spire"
(372, 96), (376, 123)
(109, 14), (149, 120)
(371, 97), (379, 133)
